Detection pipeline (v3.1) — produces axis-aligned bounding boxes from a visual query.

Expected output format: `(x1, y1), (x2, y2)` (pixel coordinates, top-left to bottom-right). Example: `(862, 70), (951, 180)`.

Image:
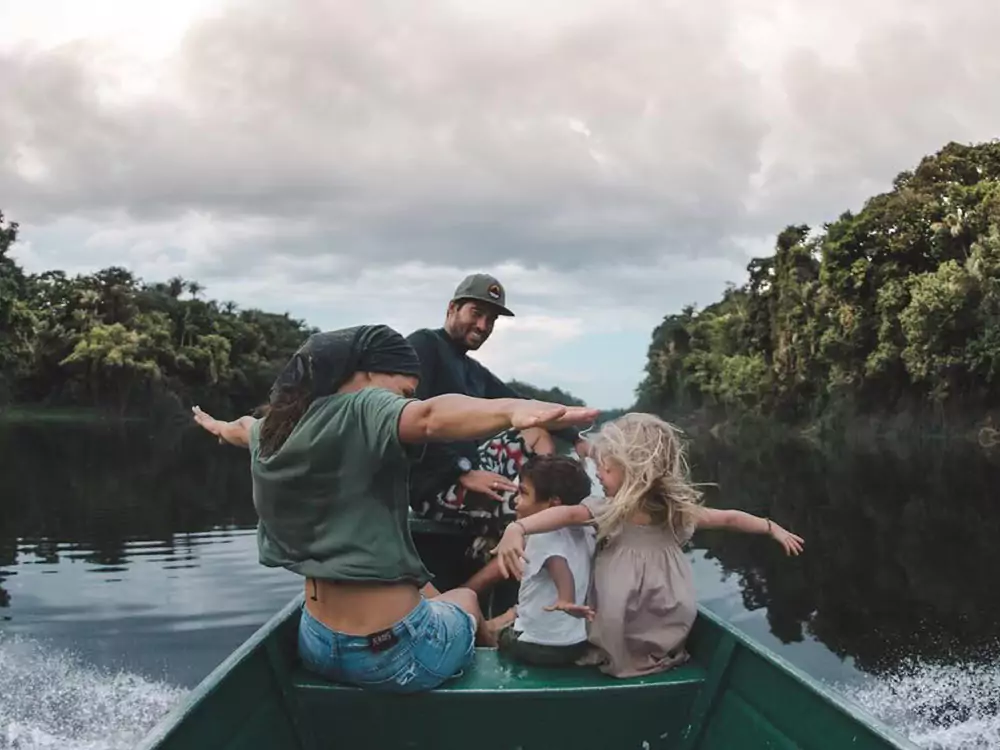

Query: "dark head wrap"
(268, 324), (421, 405)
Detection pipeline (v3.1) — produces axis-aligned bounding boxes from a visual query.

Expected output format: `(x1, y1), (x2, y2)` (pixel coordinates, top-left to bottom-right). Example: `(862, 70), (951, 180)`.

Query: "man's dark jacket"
(405, 327), (579, 510)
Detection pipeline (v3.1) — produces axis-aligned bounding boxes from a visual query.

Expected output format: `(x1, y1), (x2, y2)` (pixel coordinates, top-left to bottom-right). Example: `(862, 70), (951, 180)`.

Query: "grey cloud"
(4, 0), (1000, 297)
(2, 0), (766, 279)
(749, 0), (1000, 233)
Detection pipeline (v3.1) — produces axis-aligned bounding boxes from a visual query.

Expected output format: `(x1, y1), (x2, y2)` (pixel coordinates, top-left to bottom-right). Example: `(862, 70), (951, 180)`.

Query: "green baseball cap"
(451, 273), (514, 317)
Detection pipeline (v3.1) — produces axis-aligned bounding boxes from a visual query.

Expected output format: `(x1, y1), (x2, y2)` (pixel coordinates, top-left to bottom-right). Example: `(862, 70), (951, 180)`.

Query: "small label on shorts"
(367, 628), (399, 653)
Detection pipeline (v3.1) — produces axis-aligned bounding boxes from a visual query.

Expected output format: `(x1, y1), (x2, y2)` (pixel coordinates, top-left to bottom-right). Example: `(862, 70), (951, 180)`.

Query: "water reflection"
(1, 420), (997, 748)
(0, 420), (258, 539)
(687, 436), (1000, 675)
(2, 421), (998, 684)
(0, 419), (301, 687)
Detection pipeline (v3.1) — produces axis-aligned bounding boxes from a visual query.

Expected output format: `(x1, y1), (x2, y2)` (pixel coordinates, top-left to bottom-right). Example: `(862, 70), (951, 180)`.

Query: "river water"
(0, 419), (998, 749)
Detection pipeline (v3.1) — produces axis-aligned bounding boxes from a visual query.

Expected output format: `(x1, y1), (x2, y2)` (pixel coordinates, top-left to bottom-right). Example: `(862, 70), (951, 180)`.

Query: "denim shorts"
(297, 596), (477, 693)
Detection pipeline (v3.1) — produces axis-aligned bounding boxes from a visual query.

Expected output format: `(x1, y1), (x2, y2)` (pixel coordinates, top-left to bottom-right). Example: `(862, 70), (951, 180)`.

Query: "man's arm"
(406, 329), (440, 402)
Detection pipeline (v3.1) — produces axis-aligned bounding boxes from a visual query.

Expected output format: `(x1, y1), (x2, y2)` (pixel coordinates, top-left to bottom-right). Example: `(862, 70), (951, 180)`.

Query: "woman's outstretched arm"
(192, 406), (256, 449)
(397, 394), (598, 444)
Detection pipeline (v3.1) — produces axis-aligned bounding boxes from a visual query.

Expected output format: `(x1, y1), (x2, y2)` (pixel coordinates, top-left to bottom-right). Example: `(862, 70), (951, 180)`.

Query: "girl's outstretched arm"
(491, 504), (593, 580)
(695, 508), (804, 556)
(192, 406), (256, 449)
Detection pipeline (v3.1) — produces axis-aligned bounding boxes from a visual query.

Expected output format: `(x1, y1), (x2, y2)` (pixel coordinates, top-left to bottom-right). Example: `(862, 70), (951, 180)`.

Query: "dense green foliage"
(0, 212), (588, 417)
(0, 210), (312, 416)
(506, 379), (586, 407)
(636, 141), (1000, 425)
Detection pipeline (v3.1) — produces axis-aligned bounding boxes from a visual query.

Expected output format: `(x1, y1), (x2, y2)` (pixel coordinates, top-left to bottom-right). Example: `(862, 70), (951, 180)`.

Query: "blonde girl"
(492, 412), (804, 678)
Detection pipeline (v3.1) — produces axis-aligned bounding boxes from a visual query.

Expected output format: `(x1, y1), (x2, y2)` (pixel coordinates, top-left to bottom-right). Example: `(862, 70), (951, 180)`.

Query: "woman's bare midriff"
(304, 578), (422, 635)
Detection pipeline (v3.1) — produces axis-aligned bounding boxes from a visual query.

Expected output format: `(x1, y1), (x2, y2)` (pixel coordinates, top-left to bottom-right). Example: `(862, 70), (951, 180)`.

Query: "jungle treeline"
(0, 215), (590, 417)
(6, 139), (1000, 427)
(635, 140), (1000, 432)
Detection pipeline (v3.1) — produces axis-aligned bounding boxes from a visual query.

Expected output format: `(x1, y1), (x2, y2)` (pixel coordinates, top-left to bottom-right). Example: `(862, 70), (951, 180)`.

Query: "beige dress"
(577, 495), (697, 678)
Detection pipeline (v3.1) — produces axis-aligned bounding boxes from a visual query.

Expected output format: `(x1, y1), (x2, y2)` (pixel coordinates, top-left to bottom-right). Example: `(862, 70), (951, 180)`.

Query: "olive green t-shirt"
(248, 387), (430, 587)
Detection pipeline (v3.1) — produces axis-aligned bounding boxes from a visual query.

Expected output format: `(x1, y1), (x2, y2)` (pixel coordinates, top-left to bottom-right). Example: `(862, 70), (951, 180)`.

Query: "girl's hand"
(768, 521), (804, 556)
(490, 523), (528, 580)
(192, 406), (225, 442)
(544, 600), (595, 621)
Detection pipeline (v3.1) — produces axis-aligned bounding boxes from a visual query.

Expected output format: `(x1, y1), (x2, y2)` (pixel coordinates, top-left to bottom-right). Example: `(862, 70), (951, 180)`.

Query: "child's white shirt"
(513, 526), (596, 646)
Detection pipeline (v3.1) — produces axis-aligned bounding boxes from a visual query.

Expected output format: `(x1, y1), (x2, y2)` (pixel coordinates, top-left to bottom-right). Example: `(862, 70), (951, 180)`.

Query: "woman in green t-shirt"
(191, 324), (598, 693)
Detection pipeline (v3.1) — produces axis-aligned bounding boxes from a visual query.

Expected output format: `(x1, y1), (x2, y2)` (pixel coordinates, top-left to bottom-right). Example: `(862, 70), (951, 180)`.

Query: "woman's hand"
(510, 402), (600, 432)
(544, 600), (595, 621)
(192, 406), (225, 442)
(192, 406), (254, 448)
(491, 523), (529, 580)
(768, 521), (805, 556)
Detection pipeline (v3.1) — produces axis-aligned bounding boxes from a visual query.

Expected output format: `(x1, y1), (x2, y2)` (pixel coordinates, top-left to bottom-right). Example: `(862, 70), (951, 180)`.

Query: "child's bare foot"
(479, 606), (516, 647)
(476, 624), (499, 648)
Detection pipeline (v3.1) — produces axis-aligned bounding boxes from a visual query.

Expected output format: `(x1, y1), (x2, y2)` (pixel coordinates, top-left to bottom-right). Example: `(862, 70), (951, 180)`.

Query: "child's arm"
(491, 504), (593, 580)
(695, 508), (804, 556)
(192, 406), (256, 449)
(542, 556), (595, 620)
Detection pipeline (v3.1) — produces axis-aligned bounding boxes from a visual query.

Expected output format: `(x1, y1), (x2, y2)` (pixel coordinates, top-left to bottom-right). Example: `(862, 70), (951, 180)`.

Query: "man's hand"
(458, 470), (517, 502)
(573, 438), (591, 459)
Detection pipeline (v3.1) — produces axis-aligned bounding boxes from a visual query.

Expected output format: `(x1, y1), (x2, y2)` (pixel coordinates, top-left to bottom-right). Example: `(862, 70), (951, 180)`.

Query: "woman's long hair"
(256, 385), (315, 459)
(588, 413), (705, 544)
(253, 324), (422, 459)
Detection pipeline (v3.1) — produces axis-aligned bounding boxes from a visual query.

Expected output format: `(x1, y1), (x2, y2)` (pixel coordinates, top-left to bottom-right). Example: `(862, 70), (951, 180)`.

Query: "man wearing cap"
(406, 273), (590, 566)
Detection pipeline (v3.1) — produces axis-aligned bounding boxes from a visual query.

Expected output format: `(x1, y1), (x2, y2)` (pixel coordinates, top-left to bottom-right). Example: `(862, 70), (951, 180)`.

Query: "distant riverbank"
(0, 405), (145, 425)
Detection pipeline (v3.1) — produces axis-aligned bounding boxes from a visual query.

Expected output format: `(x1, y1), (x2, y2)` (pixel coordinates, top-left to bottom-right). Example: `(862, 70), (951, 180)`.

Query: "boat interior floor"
(290, 648), (708, 749)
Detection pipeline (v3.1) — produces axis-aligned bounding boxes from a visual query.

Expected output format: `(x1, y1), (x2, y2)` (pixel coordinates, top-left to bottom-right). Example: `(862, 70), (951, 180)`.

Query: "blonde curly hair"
(588, 413), (704, 543)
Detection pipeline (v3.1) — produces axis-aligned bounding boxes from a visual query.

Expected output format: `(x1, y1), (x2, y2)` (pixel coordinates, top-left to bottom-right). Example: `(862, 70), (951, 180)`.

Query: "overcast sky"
(4, 0), (1000, 407)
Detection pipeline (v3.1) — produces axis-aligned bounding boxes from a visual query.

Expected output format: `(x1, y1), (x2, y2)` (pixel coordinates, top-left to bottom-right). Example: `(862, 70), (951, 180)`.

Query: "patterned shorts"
(413, 429), (532, 560)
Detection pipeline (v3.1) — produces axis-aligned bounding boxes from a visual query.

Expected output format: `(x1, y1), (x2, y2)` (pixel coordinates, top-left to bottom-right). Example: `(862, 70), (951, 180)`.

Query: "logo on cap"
(487, 284), (502, 300)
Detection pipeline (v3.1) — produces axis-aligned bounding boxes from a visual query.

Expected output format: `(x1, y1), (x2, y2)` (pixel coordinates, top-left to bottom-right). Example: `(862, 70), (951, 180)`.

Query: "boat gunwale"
(693, 606), (920, 749)
(137, 592), (921, 750)
(134, 593), (307, 750)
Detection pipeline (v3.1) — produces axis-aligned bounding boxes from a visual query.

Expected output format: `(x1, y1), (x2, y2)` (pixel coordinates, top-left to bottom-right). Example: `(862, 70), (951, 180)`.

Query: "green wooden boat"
(137, 519), (919, 750)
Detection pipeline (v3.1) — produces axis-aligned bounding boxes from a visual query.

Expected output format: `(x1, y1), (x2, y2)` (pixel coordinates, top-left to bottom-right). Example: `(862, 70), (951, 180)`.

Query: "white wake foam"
(2, 626), (997, 749)
(0, 633), (187, 750)
(840, 659), (1000, 750)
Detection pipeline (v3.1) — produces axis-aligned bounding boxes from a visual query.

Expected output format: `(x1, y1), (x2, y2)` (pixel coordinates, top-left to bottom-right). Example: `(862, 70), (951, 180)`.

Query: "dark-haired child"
(488, 454), (596, 667)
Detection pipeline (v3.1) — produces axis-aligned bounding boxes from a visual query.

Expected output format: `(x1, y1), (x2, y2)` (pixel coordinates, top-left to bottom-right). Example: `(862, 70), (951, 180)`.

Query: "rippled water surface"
(1, 420), (998, 749)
